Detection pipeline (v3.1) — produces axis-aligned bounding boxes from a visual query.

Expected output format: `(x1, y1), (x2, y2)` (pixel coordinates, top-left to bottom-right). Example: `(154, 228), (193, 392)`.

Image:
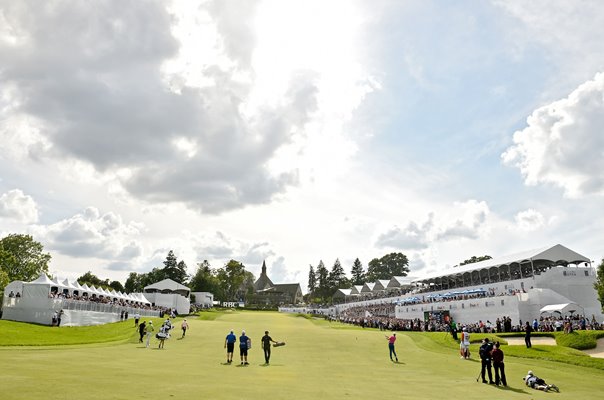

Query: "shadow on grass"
(493, 385), (529, 395)
(393, 360), (405, 365)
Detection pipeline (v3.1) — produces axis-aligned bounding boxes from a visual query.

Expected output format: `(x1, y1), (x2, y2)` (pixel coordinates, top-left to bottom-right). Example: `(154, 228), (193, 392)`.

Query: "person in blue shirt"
(224, 330), (237, 364)
(239, 330), (250, 365)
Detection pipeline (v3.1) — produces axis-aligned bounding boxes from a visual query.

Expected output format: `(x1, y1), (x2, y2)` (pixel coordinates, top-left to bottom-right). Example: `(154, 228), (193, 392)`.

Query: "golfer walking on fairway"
(386, 333), (399, 362)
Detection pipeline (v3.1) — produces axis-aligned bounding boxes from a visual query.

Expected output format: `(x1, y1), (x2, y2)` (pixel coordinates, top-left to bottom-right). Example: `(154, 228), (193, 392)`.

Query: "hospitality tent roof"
(144, 279), (190, 296)
(540, 303), (584, 315)
(29, 273), (54, 285)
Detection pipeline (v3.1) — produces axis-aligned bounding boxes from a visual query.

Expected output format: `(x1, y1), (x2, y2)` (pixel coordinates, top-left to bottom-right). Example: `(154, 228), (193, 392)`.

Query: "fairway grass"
(1, 311), (603, 400)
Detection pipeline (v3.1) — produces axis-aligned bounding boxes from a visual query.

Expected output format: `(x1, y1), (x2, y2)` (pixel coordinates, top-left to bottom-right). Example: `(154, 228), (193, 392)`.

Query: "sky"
(1, 0), (603, 291)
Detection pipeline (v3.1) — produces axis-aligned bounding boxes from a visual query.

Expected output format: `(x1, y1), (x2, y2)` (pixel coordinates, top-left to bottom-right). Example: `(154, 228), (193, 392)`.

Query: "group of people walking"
(135, 318), (189, 349)
(224, 329), (282, 365)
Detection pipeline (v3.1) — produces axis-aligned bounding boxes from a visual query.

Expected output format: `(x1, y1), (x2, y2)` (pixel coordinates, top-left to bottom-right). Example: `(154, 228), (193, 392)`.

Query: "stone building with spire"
(248, 261), (303, 307)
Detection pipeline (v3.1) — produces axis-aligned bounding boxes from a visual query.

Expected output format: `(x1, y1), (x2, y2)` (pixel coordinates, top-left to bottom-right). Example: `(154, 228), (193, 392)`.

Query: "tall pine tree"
(328, 258), (348, 290)
(315, 260), (329, 301)
(308, 265), (316, 295)
(350, 258), (365, 285)
(162, 250), (188, 284)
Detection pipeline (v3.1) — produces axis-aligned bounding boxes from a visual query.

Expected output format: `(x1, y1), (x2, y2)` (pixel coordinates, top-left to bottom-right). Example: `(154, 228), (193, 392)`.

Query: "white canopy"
(540, 303), (584, 315)
(62, 278), (79, 291)
(144, 279), (190, 296)
(29, 273), (54, 285)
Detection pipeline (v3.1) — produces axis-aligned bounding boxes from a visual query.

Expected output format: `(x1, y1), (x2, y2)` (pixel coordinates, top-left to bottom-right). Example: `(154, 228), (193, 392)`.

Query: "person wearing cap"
(460, 327), (470, 359)
(224, 330), (237, 364)
(479, 338), (494, 384)
(385, 332), (398, 362)
(523, 370), (559, 392)
(239, 330), (250, 365)
(261, 331), (278, 365)
(145, 321), (155, 348)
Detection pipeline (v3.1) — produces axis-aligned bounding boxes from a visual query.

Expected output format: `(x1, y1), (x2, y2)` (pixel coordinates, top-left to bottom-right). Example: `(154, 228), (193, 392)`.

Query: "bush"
(555, 330), (604, 350)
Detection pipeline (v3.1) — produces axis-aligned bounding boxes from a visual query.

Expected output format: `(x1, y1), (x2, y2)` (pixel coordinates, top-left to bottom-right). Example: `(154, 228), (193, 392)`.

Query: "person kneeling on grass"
(523, 370), (559, 392)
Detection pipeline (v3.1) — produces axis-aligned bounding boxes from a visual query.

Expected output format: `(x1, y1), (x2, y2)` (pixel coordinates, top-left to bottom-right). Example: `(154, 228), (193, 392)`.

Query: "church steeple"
(254, 260), (273, 291)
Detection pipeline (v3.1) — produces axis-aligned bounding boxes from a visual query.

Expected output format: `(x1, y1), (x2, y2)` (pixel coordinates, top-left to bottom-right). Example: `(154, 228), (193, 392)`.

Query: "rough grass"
(0, 312), (603, 400)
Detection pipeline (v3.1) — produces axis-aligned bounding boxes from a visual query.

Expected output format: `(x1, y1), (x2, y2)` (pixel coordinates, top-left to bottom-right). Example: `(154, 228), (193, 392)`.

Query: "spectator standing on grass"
(491, 341), (507, 386)
(479, 338), (494, 384)
(134, 312), (140, 327)
(240, 330), (251, 365)
(525, 321), (532, 348)
(224, 330), (237, 364)
(261, 331), (277, 365)
(385, 333), (399, 362)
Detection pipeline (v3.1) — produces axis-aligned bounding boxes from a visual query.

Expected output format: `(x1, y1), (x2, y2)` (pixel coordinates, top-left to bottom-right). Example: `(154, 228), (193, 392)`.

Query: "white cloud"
(0, 189), (39, 223)
(495, 0), (604, 86)
(514, 209), (545, 231)
(502, 72), (604, 197)
(0, 0), (374, 215)
(375, 215), (434, 250)
(375, 200), (490, 251)
(31, 207), (144, 261)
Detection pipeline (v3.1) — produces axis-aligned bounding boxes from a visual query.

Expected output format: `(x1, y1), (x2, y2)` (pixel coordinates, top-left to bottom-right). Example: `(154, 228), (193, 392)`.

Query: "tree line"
(4, 233), (604, 310)
(0, 233), (258, 303)
(306, 253), (411, 303)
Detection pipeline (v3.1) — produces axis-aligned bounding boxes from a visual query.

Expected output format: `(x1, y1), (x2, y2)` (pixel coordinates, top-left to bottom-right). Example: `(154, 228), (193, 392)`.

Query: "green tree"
(109, 280), (124, 292)
(328, 259), (349, 290)
(190, 260), (222, 297)
(124, 272), (144, 293)
(161, 251), (188, 283)
(215, 260), (253, 301)
(77, 271), (105, 287)
(458, 255), (492, 266)
(307, 265), (316, 294)
(315, 260), (329, 301)
(366, 252), (410, 281)
(594, 259), (604, 310)
(140, 267), (165, 288)
(0, 268), (9, 295)
(350, 258), (365, 285)
(0, 234), (51, 285)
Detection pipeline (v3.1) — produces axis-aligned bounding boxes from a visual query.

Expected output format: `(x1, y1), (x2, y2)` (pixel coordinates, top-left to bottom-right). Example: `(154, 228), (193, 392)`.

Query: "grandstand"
(285, 244), (604, 326)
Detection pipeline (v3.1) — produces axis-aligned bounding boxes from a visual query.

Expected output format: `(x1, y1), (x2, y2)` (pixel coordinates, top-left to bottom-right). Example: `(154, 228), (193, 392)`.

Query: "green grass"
(0, 318), (160, 346)
(0, 311), (603, 400)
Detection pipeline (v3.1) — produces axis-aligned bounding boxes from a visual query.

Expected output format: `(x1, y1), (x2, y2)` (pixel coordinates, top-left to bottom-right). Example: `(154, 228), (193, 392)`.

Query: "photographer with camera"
(523, 370), (559, 392)
(479, 338), (495, 384)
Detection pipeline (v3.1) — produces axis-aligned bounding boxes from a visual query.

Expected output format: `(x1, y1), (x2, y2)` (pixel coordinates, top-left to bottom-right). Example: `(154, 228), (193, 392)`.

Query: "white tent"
(540, 303), (584, 315)
(62, 278), (79, 294)
(144, 279), (190, 297)
(22, 273), (54, 298)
